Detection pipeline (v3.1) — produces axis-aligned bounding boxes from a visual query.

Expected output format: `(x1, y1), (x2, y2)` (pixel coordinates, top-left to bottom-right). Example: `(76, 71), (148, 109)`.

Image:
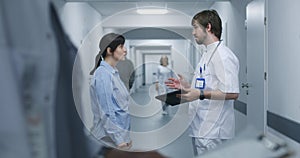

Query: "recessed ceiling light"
(136, 8), (168, 15)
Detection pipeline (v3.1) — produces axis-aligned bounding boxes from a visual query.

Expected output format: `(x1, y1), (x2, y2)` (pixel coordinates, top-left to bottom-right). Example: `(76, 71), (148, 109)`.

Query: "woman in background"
(155, 56), (174, 115)
(89, 33), (132, 150)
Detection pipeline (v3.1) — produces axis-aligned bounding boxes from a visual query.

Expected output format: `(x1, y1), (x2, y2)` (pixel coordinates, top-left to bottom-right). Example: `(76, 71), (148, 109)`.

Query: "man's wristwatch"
(199, 90), (205, 100)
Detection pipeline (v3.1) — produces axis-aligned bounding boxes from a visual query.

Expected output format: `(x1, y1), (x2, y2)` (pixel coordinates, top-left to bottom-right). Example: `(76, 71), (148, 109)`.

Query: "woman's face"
(113, 44), (127, 61)
(161, 57), (168, 66)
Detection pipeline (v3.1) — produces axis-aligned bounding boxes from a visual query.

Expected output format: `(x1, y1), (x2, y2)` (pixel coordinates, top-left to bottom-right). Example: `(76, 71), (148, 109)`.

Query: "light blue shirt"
(90, 61), (130, 146)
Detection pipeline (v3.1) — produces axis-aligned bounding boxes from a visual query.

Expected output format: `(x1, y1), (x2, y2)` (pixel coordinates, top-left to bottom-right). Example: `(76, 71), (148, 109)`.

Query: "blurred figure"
(50, 3), (90, 158)
(155, 56), (174, 115)
(90, 33), (132, 150)
(0, 1), (90, 158)
(116, 57), (135, 91)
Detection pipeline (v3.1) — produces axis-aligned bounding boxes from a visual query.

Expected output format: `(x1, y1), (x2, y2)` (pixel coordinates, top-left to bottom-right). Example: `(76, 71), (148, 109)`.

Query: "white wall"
(267, 0), (300, 126)
(267, 0), (300, 156)
(102, 13), (191, 28)
(58, 2), (103, 47)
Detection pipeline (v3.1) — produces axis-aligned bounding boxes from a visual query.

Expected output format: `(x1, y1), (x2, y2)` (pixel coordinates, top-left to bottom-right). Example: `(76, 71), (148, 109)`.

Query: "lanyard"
(196, 41), (221, 90)
(205, 40), (222, 67)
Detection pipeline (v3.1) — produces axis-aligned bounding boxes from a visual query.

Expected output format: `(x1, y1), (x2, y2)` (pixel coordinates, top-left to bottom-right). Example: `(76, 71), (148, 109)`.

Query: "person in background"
(166, 10), (240, 156)
(89, 33), (132, 150)
(155, 56), (174, 115)
(116, 57), (135, 92)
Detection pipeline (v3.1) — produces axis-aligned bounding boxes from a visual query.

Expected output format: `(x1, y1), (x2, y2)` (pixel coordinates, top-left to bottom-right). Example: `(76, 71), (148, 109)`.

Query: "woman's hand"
(117, 141), (132, 150)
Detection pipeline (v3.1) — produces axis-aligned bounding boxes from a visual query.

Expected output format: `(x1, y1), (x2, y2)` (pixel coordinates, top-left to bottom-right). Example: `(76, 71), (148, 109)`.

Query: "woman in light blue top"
(89, 33), (132, 150)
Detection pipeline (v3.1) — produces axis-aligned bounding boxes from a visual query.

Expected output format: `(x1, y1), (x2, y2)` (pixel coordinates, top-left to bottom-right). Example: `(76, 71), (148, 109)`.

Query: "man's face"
(192, 20), (207, 45)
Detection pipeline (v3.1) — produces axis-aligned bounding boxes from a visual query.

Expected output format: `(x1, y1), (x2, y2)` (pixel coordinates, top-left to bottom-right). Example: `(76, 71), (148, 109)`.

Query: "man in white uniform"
(166, 10), (239, 156)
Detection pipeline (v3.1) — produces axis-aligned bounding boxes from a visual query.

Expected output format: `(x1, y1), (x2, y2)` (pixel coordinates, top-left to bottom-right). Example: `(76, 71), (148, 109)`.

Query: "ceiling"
(64, 0), (229, 17)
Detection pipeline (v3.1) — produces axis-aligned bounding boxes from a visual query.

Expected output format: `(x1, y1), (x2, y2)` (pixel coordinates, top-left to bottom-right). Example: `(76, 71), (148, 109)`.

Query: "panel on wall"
(267, 0), (300, 124)
(266, 0), (300, 155)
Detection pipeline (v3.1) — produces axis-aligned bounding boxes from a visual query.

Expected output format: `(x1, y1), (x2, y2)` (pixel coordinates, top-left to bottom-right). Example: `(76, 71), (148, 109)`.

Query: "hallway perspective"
(130, 84), (194, 158)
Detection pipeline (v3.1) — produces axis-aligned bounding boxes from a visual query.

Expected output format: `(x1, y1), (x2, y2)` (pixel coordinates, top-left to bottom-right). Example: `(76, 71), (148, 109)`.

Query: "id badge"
(195, 77), (205, 89)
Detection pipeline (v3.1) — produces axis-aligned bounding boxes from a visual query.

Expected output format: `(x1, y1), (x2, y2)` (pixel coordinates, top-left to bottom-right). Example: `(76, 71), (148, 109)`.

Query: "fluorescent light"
(136, 8), (168, 15)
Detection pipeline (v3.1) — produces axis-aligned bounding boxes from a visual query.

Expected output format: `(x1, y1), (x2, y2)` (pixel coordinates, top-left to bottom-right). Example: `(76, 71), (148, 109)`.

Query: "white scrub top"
(157, 65), (174, 94)
(189, 41), (240, 139)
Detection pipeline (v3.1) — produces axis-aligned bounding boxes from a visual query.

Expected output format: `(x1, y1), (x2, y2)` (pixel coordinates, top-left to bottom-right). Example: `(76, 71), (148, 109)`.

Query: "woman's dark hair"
(90, 33), (125, 75)
(192, 9), (222, 40)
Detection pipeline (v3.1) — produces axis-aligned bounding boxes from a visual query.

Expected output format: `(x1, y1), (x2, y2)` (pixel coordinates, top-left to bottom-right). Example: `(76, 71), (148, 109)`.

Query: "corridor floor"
(130, 84), (194, 158)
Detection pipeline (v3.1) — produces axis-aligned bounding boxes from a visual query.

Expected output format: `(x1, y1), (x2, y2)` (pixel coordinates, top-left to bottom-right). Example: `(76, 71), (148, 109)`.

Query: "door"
(245, 0), (266, 132)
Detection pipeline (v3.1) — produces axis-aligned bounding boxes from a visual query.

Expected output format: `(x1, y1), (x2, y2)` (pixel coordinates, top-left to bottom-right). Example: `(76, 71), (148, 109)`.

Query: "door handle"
(241, 82), (250, 88)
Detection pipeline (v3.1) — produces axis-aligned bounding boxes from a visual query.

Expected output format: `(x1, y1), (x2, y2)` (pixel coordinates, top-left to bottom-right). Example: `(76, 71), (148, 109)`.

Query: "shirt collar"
(204, 41), (221, 53)
(100, 61), (118, 74)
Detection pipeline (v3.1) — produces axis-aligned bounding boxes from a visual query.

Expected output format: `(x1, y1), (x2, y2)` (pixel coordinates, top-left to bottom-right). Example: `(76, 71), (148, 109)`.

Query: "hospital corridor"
(1, 0), (300, 158)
